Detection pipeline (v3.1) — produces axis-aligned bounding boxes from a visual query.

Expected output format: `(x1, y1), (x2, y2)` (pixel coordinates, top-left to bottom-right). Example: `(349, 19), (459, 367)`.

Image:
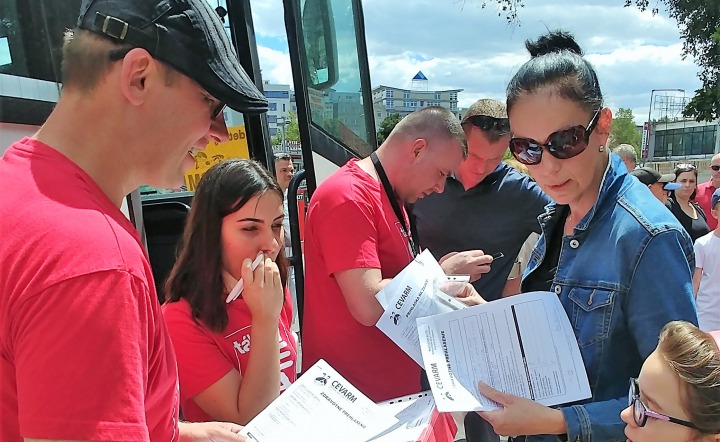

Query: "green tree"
(271, 112), (300, 146)
(609, 108), (641, 157)
(377, 113), (403, 145)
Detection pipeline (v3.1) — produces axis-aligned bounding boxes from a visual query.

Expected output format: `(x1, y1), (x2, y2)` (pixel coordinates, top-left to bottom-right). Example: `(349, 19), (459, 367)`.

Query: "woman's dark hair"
(506, 30), (603, 115)
(673, 164), (699, 200)
(165, 159), (288, 332)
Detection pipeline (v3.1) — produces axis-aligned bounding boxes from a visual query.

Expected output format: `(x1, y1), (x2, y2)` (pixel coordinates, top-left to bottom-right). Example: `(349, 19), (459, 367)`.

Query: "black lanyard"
(370, 152), (419, 257)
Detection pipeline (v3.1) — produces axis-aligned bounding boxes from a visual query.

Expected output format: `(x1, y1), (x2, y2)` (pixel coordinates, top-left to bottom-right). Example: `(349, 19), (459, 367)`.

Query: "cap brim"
(663, 182), (681, 191)
(193, 1), (268, 113)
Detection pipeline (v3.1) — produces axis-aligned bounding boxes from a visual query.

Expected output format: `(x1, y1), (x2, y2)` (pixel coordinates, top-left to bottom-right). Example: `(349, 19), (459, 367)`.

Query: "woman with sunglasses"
(475, 31), (698, 442)
(667, 163), (711, 242)
(622, 320), (720, 442)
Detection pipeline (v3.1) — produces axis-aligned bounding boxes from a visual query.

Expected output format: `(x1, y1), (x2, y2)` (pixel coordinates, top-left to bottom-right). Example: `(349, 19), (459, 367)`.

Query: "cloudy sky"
(244, 0), (700, 125)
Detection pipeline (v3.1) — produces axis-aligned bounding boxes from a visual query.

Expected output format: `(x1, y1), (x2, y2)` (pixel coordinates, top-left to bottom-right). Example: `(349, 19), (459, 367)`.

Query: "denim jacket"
(522, 154), (698, 442)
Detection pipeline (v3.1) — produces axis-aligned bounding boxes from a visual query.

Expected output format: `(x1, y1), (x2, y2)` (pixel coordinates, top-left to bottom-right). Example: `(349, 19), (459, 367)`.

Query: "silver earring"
(599, 145), (605, 152)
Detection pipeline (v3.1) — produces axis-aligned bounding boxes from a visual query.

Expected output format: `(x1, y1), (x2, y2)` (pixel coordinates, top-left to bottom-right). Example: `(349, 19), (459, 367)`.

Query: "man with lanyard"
(411, 99), (551, 442)
(302, 107), (492, 406)
(696, 153), (720, 230)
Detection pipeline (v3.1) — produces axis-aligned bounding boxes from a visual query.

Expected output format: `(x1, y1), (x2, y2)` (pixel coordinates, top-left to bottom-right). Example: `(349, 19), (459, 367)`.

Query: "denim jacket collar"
(538, 153), (627, 232)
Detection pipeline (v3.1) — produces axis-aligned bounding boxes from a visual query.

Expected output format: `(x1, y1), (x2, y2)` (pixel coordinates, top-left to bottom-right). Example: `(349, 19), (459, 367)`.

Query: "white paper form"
(375, 250), (466, 366)
(417, 291), (591, 412)
(240, 359), (398, 441)
(368, 392), (437, 442)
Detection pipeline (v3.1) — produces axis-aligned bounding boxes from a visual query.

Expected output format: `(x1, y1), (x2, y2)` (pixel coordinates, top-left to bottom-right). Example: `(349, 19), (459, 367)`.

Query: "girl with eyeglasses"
(474, 31), (698, 442)
(621, 321), (720, 442)
(667, 164), (711, 241)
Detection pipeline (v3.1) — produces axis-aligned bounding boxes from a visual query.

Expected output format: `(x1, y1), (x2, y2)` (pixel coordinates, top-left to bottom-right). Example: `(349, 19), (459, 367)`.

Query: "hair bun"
(525, 31), (583, 57)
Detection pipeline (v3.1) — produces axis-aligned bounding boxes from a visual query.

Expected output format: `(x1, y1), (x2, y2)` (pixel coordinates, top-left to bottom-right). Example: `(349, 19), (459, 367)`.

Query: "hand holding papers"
(417, 291), (591, 412)
(375, 250), (470, 366)
(239, 359), (398, 441)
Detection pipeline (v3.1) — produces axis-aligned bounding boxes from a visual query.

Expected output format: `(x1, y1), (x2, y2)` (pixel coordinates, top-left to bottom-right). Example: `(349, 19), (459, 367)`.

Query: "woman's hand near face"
(242, 256), (283, 323)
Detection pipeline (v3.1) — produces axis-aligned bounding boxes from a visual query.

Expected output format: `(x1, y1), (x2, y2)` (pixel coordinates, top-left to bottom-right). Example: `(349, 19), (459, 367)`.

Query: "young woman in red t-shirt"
(163, 159), (297, 425)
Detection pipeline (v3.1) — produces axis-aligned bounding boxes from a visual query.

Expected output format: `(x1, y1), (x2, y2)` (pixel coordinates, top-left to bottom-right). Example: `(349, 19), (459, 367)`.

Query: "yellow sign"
(184, 125), (250, 191)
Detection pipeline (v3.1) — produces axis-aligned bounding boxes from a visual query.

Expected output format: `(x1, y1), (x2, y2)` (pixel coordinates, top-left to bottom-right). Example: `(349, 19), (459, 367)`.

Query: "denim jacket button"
(569, 239), (580, 249)
(554, 285), (562, 295)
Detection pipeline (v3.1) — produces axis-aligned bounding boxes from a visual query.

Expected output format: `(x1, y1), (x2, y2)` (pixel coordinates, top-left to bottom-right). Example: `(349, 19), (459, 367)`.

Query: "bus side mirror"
(301, 0), (338, 91)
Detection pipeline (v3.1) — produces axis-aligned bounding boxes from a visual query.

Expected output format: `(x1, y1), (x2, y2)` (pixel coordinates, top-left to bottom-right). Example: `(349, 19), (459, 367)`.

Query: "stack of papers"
(372, 252), (591, 413)
(240, 360), (442, 442)
(375, 250), (466, 366)
(417, 291), (591, 412)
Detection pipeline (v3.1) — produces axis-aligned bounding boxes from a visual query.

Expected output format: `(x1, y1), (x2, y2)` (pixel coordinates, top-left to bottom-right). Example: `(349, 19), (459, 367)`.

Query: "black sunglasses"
(509, 108), (602, 166)
(710, 165), (720, 172)
(464, 115), (510, 135)
(628, 378), (701, 431)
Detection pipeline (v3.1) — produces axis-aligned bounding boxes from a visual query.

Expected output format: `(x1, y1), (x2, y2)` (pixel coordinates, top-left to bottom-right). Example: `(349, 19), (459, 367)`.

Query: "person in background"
(273, 152), (298, 323)
(693, 188), (720, 332)
(0, 0), (266, 440)
(475, 30), (697, 442)
(621, 321), (720, 442)
(411, 99), (550, 442)
(667, 163), (711, 242)
(411, 99), (550, 303)
(163, 159), (297, 425)
(631, 167), (681, 205)
(612, 143), (638, 171)
(695, 153), (720, 230)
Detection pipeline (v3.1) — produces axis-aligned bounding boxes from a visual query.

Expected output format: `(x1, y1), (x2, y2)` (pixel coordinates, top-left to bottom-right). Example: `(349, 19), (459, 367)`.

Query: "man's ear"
(410, 138), (427, 160)
(118, 48), (155, 106)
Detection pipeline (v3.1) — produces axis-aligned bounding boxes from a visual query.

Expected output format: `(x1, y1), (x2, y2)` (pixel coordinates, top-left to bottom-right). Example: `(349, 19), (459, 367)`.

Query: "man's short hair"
(391, 106), (467, 157)
(613, 144), (638, 162)
(462, 99), (507, 123)
(274, 152), (292, 162)
(461, 99), (509, 143)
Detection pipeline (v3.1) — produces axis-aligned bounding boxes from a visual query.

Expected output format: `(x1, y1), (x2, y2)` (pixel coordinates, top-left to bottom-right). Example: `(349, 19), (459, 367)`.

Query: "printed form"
(417, 291), (591, 412)
(375, 250), (466, 366)
(240, 359), (397, 441)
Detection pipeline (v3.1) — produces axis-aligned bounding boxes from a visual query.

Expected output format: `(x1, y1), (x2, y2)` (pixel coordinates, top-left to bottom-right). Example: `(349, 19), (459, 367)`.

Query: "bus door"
(282, 0), (377, 327)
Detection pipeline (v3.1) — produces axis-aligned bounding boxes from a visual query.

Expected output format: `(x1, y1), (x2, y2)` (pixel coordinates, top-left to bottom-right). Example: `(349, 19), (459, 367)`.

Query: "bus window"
(298, 0), (374, 158)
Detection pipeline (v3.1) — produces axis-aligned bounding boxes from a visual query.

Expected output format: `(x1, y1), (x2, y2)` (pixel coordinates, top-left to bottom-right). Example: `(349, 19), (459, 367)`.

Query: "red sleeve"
(13, 271), (153, 441)
(315, 199), (381, 276)
(162, 303), (233, 400)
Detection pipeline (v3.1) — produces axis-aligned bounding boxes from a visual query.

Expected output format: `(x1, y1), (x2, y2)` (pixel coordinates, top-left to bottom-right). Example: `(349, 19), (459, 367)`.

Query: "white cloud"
(250, 0), (703, 125)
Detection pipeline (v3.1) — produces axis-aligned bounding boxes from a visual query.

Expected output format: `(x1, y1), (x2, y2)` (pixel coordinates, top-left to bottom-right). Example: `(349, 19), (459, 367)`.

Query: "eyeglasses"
(509, 108), (601, 166)
(464, 115), (510, 135)
(675, 163), (697, 173)
(628, 378), (700, 431)
(710, 165), (720, 172)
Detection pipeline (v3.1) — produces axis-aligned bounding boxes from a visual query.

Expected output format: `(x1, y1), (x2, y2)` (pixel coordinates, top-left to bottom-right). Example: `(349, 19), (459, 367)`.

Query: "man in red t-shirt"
(696, 153), (720, 230)
(0, 1), (267, 441)
(302, 107), (490, 404)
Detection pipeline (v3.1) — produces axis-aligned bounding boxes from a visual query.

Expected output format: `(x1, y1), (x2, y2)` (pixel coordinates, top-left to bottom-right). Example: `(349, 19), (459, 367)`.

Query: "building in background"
(263, 81), (292, 137)
(371, 71), (462, 128)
